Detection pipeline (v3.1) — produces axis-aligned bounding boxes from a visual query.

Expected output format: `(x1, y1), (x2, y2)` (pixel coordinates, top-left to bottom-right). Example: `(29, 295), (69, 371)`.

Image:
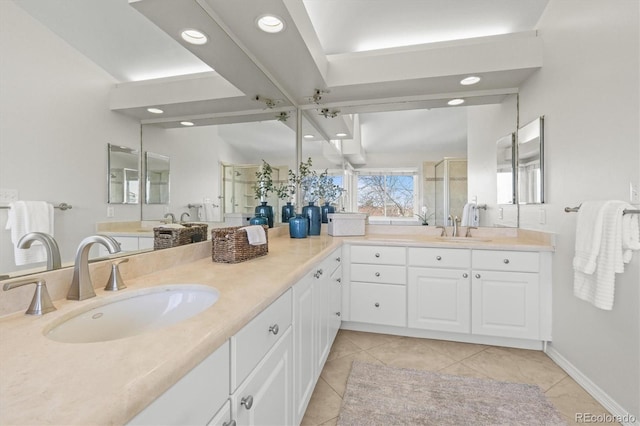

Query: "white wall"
(0, 2), (140, 274)
(469, 0), (639, 418)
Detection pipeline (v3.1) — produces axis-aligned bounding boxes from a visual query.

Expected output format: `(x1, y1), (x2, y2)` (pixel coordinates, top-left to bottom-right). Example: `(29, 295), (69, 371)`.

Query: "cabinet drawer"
(351, 245), (406, 265)
(472, 250), (539, 273)
(350, 282), (406, 327)
(351, 264), (406, 285)
(231, 289), (292, 391)
(408, 247), (470, 268)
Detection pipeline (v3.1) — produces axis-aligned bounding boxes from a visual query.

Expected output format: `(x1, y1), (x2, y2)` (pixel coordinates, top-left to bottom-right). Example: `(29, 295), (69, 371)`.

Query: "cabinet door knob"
(336, 312), (341, 317)
(462, 273), (468, 278)
(269, 324), (279, 335)
(374, 302), (380, 308)
(223, 421), (236, 426)
(336, 257), (341, 262)
(375, 253), (380, 258)
(503, 259), (510, 264)
(475, 274), (481, 279)
(241, 395), (254, 410)
(375, 272), (381, 277)
(436, 256), (442, 261)
(336, 278), (342, 283)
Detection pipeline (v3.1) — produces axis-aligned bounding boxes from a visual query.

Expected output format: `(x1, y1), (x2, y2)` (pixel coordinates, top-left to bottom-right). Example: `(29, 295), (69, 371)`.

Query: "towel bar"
(0, 202), (72, 211)
(564, 205), (639, 215)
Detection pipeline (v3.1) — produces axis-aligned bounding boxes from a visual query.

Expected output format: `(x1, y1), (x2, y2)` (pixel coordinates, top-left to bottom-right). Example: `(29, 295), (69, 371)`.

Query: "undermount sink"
(437, 236), (492, 243)
(45, 284), (219, 343)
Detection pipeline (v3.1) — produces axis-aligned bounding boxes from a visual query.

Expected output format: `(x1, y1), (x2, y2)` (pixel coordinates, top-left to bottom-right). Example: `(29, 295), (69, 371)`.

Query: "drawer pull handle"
(223, 421), (236, 426)
(269, 324), (279, 335)
(436, 256), (442, 261)
(463, 273), (468, 278)
(375, 253), (381, 258)
(503, 259), (510, 264)
(336, 312), (341, 317)
(336, 278), (342, 283)
(475, 274), (481, 279)
(336, 256), (341, 262)
(375, 272), (381, 277)
(314, 269), (323, 279)
(374, 302), (380, 308)
(241, 395), (254, 410)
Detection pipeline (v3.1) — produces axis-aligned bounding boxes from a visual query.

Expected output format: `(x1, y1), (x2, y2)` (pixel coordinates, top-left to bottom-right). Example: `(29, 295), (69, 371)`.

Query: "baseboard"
(544, 345), (639, 426)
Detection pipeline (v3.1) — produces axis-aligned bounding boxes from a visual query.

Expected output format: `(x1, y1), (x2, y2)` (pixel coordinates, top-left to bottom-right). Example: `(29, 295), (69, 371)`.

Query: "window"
(356, 170), (417, 218)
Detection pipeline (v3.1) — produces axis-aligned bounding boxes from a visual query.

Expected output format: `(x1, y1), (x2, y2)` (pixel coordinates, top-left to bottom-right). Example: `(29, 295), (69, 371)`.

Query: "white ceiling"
(14, 0), (549, 165)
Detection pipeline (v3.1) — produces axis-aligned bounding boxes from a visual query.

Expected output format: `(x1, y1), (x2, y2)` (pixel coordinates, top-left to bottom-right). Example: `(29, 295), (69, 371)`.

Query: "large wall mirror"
(517, 116), (545, 204)
(496, 133), (516, 205)
(108, 144), (140, 204)
(144, 152), (170, 204)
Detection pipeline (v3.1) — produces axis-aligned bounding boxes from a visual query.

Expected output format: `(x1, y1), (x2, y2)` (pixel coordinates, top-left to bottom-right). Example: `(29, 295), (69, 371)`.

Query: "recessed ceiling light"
(257, 15), (285, 33)
(303, 134), (314, 139)
(180, 29), (208, 45)
(447, 98), (465, 106)
(180, 121), (195, 126)
(147, 108), (163, 114)
(460, 76), (481, 85)
(336, 132), (347, 137)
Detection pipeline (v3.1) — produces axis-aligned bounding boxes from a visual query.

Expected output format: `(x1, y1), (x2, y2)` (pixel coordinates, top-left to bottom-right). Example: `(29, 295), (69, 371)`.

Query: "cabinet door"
(233, 327), (293, 426)
(328, 266), (342, 344)
(408, 267), (470, 333)
(350, 282), (406, 327)
(472, 271), (540, 339)
(293, 275), (315, 425)
(314, 265), (330, 375)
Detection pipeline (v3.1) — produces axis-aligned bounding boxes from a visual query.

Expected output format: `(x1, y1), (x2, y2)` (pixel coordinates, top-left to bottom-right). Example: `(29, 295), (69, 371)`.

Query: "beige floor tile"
(439, 361), (489, 379)
(320, 351), (384, 397)
(461, 346), (567, 391)
(301, 378), (343, 426)
(319, 417), (338, 426)
(545, 376), (615, 425)
(338, 329), (403, 350)
(417, 338), (488, 361)
(366, 336), (458, 371)
(326, 332), (362, 362)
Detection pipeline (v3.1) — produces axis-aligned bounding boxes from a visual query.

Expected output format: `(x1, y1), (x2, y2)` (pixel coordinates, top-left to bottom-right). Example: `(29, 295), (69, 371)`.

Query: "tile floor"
(301, 330), (615, 426)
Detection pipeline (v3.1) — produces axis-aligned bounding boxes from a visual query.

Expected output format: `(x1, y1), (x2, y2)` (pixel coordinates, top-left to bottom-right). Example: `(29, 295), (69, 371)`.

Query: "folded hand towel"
(159, 223), (185, 229)
(573, 201), (610, 274)
(622, 208), (640, 263)
(240, 225), (267, 246)
(460, 203), (479, 227)
(574, 201), (629, 310)
(202, 203), (216, 222)
(5, 201), (54, 265)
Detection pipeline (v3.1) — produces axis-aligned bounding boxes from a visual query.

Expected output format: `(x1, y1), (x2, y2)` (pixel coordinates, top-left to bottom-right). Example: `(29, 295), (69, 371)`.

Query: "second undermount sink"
(437, 236), (492, 243)
(45, 284), (219, 344)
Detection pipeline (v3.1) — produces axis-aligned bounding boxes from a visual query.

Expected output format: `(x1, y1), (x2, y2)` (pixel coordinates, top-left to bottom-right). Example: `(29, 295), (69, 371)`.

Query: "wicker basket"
(153, 223), (209, 250)
(211, 225), (269, 263)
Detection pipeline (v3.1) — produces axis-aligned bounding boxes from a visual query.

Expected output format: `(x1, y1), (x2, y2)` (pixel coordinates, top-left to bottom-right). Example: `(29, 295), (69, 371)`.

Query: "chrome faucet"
(436, 225), (447, 237)
(67, 235), (121, 301)
(17, 232), (61, 271)
(449, 215), (461, 237)
(180, 212), (190, 223)
(163, 213), (176, 223)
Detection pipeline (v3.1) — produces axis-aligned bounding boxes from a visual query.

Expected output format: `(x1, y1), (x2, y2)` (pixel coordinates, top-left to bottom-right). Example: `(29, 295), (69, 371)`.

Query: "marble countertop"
(0, 228), (554, 425)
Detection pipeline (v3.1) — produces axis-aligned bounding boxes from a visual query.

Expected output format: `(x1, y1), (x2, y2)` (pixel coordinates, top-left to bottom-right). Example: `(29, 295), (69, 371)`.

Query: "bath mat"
(337, 361), (566, 426)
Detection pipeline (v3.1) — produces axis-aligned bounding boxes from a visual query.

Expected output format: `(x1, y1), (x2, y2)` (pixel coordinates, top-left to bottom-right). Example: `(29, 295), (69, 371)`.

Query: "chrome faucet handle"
(465, 226), (477, 237)
(436, 225), (447, 237)
(3, 278), (56, 315)
(104, 258), (129, 292)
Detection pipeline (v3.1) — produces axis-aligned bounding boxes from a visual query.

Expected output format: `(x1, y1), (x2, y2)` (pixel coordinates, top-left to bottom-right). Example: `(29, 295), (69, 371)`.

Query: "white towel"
(4, 201), (54, 265)
(622, 209), (640, 263)
(573, 201), (610, 274)
(240, 225), (267, 246)
(573, 201), (635, 310)
(202, 203), (216, 222)
(460, 203), (479, 227)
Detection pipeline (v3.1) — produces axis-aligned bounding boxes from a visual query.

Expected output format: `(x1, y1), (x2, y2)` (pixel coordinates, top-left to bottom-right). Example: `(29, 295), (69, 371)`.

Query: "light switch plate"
(630, 182), (639, 203)
(0, 189), (18, 204)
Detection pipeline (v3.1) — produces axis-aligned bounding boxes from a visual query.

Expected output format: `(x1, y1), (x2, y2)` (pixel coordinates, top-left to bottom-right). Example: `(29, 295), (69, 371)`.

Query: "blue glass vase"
(282, 202), (295, 224)
(302, 201), (322, 236)
(321, 202), (336, 223)
(255, 201), (273, 228)
(289, 214), (308, 238)
(249, 213), (268, 226)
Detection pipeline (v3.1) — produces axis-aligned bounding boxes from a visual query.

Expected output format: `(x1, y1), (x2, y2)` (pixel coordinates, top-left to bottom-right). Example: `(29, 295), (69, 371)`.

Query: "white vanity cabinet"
(293, 248), (342, 425)
(470, 250), (545, 340)
(230, 289), (294, 426)
(98, 235), (153, 256)
(127, 341), (230, 426)
(407, 248), (471, 333)
(349, 245), (407, 327)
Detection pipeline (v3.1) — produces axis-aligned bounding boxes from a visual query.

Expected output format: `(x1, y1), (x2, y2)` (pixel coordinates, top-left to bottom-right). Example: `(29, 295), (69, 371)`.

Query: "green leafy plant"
(317, 170), (345, 204)
(254, 159), (274, 201)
